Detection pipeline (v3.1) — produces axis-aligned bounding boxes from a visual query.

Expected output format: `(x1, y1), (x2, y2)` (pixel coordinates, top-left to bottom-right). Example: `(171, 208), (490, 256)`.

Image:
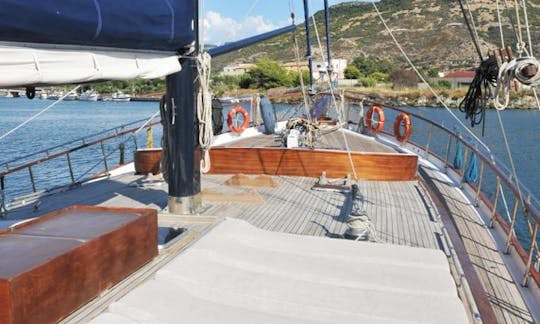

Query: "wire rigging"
(368, 0), (492, 154)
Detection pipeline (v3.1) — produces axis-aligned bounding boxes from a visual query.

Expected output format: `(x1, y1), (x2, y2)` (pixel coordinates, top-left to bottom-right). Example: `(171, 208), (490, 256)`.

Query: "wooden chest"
(0, 205), (158, 324)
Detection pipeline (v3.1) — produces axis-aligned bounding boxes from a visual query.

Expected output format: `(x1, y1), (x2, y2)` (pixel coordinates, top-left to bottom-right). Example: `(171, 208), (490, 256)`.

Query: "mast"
(165, 0), (201, 214)
(302, 0), (314, 94)
(323, 0), (333, 81)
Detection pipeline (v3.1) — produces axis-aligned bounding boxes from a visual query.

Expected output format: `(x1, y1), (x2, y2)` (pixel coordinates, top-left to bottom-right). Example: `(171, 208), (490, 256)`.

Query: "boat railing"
(345, 101), (539, 289)
(0, 118), (161, 212)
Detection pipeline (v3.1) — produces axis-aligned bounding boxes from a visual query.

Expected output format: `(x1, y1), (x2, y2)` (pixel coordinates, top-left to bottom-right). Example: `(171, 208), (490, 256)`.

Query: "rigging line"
(513, 0), (525, 53)
(200, 0), (205, 52)
(311, 15), (327, 65)
(289, 0), (310, 119)
(496, 0), (506, 48)
(456, 0), (483, 60)
(292, 26), (311, 119)
(323, 0), (332, 73)
(242, 0), (261, 21)
(368, 0), (492, 154)
(0, 85), (81, 142)
(520, 0), (533, 56)
(502, 0), (520, 45)
(496, 110), (525, 207)
(302, 0), (315, 92)
(311, 10), (359, 181)
(464, 0), (484, 59)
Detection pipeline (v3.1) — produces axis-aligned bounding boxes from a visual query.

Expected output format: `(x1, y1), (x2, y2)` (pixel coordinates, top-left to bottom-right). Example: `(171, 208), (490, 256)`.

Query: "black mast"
(303, 0), (314, 94)
(165, 0), (201, 214)
(323, 0), (333, 81)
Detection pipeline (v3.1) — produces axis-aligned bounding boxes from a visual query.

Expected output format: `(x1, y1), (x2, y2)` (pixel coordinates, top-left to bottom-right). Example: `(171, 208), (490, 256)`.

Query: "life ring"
(366, 105), (385, 133)
(393, 113), (412, 142)
(227, 106), (250, 133)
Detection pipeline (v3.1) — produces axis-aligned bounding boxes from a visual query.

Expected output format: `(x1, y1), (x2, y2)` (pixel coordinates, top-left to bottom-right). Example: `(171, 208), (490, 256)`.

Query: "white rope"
(0, 85), (81, 142)
(368, 1), (492, 154)
(494, 59), (515, 110)
(496, 110), (525, 206)
(496, 0), (506, 48)
(521, 0), (533, 56)
(134, 110), (161, 134)
(196, 52), (213, 173)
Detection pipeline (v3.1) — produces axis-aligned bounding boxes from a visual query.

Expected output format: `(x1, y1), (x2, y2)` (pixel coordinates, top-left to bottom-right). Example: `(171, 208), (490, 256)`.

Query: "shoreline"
(264, 87), (540, 110)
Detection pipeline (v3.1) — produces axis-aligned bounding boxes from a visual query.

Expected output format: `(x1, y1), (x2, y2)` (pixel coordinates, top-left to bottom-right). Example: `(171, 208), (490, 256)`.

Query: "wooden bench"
(0, 205), (157, 324)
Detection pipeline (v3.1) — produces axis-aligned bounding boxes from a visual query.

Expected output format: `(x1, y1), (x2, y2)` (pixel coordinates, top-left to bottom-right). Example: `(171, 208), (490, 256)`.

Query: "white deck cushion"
(90, 218), (468, 324)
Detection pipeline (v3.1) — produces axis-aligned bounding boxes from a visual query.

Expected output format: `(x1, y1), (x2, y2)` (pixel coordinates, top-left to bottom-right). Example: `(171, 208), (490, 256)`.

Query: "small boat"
(111, 91), (131, 102)
(39, 91), (48, 100)
(63, 92), (78, 101)
(4, 92), (13, 98)
(79, 90), (100, 101)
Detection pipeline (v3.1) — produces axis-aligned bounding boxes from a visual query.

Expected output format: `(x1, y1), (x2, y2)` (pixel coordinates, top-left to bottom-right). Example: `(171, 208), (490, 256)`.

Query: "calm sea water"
(1, 96), (539, 245)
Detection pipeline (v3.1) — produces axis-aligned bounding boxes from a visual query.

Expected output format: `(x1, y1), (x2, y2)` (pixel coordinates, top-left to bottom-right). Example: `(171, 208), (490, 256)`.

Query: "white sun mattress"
(90, 218), (468, 324)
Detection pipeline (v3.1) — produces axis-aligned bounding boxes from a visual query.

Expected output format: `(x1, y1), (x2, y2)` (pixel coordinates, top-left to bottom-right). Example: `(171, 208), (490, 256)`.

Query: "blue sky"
(203, 0), (351, 44)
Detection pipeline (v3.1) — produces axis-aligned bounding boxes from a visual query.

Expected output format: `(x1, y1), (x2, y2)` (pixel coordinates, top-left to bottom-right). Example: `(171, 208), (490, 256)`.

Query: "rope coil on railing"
(196, 52), (213, 174)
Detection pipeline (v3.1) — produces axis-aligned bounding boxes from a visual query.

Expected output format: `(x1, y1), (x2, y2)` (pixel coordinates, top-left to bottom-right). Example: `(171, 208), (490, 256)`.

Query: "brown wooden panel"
(0, 205), (158, 324)
(0, 280), (11, 324)
(209, 147), (417, 181)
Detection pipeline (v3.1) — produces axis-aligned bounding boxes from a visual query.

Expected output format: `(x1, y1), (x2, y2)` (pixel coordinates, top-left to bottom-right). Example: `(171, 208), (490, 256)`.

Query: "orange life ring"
(366, 105), (385, 134)
(393, 113), (412, 142)
(227, 106), (250, 133)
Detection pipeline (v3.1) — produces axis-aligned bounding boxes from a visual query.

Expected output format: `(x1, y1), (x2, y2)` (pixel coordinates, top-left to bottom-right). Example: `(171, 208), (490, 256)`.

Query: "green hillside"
(213, 0), (540, 72)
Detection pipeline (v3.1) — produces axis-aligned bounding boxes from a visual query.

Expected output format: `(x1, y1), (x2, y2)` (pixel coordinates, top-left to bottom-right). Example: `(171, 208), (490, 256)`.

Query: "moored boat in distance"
(79, 90), (100, 101)
(110, 91), (131, 102)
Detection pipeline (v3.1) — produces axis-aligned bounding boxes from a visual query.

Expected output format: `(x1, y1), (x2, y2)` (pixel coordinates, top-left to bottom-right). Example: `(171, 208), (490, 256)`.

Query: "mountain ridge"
(212, 0), (540, 73)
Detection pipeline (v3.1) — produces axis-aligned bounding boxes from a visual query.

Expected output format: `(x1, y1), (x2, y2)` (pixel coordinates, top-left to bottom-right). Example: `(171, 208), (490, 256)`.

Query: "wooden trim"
(0, 281), (11, 324)
(209, 147), (417, 181)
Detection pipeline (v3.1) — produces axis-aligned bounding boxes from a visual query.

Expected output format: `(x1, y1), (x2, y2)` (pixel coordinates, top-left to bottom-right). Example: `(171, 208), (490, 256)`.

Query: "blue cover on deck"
(0, 0), (195, 52)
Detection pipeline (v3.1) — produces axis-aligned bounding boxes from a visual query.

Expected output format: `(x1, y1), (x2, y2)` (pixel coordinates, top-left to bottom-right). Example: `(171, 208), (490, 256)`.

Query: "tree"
(427, 68), (440, 77)
(242, 57), (292, 89)
(289, 70), (311, 87)
(368, 72), (389, 83)
(344, 66), (362, 79)
(390, 69), (421, 88)
(352, 56), (393, 75)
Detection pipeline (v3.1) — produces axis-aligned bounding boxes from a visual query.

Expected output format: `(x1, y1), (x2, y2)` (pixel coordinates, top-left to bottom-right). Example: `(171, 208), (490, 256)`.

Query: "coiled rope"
(196, 52), (213, 173)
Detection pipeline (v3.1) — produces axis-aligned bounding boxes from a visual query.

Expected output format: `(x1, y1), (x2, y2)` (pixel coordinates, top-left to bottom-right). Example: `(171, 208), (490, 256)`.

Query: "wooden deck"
(1, 127), (537, 323)
(223, 130), (396, 153)
(421, 166), (534, 324)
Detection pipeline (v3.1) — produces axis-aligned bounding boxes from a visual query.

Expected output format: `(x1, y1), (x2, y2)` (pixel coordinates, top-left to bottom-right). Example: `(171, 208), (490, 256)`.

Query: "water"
(0, 96), (162, 201)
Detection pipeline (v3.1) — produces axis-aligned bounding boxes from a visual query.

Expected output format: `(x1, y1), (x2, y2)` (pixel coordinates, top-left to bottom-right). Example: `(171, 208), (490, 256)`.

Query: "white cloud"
(203, 11), (277, 45)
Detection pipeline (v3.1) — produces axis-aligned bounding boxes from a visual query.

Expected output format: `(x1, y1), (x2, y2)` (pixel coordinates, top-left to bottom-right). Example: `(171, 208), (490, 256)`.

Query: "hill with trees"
(213, 0), (540, 74)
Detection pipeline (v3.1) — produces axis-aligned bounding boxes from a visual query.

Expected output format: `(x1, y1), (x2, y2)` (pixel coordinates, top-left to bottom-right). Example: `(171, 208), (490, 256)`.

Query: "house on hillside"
(282, 59), (348, 81)
(443, 70), (475, 88)
(221, 63), (255, 76)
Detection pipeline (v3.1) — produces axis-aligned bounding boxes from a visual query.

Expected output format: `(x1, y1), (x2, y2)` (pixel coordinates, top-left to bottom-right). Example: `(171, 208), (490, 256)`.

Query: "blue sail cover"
(0, 0), (195, 52)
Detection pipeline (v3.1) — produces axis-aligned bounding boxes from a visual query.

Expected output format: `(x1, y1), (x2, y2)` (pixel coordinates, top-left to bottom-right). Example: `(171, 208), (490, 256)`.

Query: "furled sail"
(0, 0), (195, 87)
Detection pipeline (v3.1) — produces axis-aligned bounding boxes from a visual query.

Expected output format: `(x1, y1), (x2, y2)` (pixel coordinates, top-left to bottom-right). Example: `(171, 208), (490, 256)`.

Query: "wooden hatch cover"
(0, 205), (158, 324)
